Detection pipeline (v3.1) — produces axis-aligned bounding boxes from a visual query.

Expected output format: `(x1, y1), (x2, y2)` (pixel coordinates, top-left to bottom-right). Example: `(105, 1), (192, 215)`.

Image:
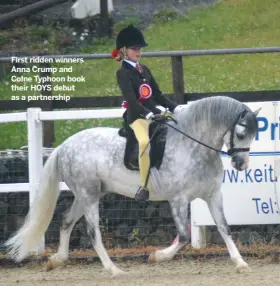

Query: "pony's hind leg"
(47, 197), (84, 271)
(148, 196), (189, 263)
(83, 185), (126, 277)
(206, 191), (249, 273)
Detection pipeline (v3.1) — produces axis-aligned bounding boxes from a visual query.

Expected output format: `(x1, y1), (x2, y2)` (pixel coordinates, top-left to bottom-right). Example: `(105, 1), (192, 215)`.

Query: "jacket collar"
(122, 60), (140, 69)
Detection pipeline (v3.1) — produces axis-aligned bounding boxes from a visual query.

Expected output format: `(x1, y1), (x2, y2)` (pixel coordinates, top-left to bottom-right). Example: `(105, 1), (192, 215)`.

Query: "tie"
(136, 63), (143, 73)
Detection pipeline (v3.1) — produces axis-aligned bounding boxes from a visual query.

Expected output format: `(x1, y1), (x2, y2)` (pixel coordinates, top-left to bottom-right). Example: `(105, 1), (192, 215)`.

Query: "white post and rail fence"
(1, 101), (280, 254)
(0, 107), (124, 254)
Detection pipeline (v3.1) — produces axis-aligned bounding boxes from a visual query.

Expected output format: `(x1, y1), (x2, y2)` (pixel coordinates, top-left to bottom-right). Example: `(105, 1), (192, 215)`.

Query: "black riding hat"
(116, 25), (148, 49)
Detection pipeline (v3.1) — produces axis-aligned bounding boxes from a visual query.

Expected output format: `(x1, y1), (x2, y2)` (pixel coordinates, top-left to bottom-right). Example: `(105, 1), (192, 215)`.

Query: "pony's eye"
(235, 124), (247, 140)
(236, 132), (245, 140)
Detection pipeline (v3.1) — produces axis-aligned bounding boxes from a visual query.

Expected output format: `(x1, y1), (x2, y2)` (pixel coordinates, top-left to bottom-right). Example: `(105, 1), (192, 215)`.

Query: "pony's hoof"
(148, 251), (157, 264)
(111, 268), (127, 278)
(46, 255), (66, 271)
(236, 263), (251, 274)
(46, 260), (55, 272)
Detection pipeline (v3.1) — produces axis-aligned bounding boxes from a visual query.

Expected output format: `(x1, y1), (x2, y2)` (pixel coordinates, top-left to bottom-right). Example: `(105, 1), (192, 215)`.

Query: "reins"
(141, 109), (250, 158)
(139, 109), (250, 190)
(164, 119), (227, 155)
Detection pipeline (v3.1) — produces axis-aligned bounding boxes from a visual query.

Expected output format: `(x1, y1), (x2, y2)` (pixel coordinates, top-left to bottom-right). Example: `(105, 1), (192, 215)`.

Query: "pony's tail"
(4, 147), (61, 262)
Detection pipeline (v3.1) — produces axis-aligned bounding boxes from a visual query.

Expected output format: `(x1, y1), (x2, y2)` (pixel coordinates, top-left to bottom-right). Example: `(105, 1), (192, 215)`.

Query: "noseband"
(226, 110), (250, 156)
(163, 109), (250, 157)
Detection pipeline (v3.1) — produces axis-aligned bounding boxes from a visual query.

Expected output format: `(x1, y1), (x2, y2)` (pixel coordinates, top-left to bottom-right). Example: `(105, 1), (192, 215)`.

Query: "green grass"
(0, 0), (280, 149)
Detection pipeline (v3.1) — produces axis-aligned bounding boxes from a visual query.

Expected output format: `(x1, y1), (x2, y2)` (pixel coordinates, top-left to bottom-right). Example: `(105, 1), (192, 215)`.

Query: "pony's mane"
(179, 96), (248, 131)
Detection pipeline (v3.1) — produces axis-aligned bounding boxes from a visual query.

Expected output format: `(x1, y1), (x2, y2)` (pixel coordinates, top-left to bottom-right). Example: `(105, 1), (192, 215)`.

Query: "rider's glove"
(152, 114), (167, 123)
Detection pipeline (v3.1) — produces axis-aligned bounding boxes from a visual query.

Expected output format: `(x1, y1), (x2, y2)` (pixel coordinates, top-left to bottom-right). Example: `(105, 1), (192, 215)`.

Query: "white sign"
(192, 101), (280, 226)
(71, 0), (114, 19)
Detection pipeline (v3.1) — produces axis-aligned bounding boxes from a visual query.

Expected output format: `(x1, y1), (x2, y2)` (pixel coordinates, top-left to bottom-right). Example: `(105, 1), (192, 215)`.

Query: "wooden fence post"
(171, 56), (185, 104)
(100, 0), (110, 37)
(39, 62), (54, 147)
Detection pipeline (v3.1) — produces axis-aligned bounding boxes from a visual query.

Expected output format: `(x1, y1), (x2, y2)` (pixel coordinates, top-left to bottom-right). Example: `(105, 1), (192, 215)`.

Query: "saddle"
(118, 118), (168, 171)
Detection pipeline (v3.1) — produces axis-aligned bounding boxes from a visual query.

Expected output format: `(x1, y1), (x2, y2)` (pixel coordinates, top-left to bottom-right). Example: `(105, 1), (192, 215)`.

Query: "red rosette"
(138, 83), (152, 100)
(111, 49), (119, 59)
(122, 101), (128, 108)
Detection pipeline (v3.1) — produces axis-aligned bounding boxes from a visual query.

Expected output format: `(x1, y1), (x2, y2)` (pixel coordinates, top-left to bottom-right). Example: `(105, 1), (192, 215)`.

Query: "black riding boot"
(135, 186), (149, 201)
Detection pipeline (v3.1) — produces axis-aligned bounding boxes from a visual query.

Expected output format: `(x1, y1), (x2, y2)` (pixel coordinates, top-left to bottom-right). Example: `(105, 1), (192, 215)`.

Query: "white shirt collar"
(124, 59), (139, 68)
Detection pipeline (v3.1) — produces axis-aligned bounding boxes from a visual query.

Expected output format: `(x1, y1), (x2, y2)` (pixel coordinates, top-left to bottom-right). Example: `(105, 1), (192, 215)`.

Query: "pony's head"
(172, 98), (260, 171)
(223, 107), (260, 171)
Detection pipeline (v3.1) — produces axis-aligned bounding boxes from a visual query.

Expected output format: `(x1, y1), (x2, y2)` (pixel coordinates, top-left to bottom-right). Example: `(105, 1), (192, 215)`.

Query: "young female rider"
(112, 25), (181, 201)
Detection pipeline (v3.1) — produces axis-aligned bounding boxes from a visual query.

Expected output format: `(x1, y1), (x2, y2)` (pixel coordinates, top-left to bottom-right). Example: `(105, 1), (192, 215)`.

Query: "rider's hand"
(152, 114), (167, 123)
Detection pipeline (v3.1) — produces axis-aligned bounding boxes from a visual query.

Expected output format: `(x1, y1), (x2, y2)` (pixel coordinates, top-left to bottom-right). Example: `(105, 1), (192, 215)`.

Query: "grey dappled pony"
(5, 96), (259, 277)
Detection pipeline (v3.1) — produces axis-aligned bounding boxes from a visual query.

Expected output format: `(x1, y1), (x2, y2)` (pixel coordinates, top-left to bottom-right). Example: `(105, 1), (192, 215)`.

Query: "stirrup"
(135, 186), (149, 201)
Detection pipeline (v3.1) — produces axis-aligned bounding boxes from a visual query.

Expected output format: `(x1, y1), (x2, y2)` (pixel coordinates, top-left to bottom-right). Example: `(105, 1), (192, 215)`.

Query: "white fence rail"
(0, 107), (124, 254)
(1, 105), (280, 254)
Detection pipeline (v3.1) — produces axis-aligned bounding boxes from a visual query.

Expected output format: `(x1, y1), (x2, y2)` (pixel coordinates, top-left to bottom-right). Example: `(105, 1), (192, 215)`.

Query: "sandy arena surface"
(0, 257), (280, 286)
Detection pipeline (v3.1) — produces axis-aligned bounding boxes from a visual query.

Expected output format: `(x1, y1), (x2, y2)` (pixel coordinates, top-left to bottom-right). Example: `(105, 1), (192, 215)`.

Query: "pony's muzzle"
(231, 154), (248, 171)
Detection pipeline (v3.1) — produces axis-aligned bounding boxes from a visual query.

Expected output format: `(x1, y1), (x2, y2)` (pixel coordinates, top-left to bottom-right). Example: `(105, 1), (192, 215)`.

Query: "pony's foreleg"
(206, 191), (249, 273)
(148, 197), (189, 263)
(47, 197), (84, 271)
(83, 189), (126, 278)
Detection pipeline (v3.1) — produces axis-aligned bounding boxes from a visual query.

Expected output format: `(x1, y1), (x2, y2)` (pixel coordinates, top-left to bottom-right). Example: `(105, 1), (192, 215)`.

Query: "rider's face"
(127, 46), (142, 62)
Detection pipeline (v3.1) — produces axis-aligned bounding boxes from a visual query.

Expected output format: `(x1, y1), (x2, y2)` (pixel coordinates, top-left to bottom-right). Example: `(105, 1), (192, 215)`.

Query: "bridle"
(225, 110), (250, 156)
(162, 109), (251, 157)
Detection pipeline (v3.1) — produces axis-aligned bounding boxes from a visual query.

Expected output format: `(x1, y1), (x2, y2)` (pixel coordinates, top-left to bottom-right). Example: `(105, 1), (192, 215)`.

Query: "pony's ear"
(253, 108), (261, 116)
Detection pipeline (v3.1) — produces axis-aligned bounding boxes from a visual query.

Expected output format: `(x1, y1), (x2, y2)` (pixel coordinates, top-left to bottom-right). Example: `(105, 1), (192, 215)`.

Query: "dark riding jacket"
(116, 61), (178, 124)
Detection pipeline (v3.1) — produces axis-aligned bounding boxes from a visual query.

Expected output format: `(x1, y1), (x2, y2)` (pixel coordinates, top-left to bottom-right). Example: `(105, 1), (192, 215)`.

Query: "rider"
(112, 25), (180, 201)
